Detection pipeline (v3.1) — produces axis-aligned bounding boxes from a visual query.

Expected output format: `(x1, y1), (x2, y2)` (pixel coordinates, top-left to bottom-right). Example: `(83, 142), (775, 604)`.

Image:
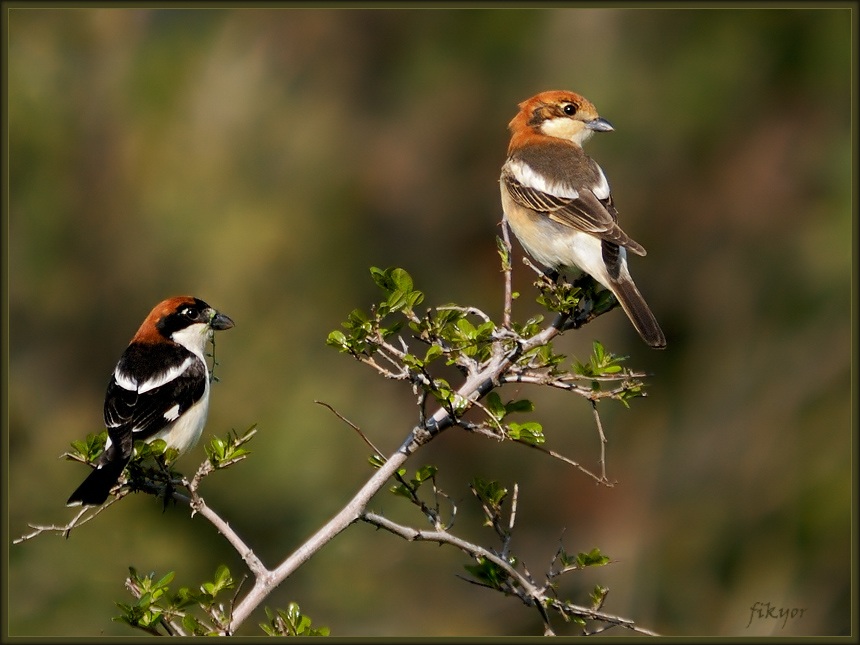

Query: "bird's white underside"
(500, 183), (633, 291)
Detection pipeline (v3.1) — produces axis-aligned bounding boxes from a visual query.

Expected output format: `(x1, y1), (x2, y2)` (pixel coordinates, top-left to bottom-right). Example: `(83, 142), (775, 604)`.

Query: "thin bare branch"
(13, 498), (122, 543)
(437, 304), (493, 324)
(361, 511), (658, 637)
(500, 372), (643, 400)
(498, 220), (514, 330)
(315, 400), (385, 459)
(591, 401), (609, 482)
(175, 485), (270, 582)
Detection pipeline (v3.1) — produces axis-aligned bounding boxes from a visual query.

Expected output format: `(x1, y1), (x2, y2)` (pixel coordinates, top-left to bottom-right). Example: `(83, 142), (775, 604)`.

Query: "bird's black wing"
(105, 343), (207, 448)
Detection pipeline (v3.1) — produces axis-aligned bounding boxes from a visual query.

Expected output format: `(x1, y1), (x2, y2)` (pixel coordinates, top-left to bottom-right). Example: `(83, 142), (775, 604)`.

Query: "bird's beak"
(586, 117), (614, 132)
(209, 311), (235, 330)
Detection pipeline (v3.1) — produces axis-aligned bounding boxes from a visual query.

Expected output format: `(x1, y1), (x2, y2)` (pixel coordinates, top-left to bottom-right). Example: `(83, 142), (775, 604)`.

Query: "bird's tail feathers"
(66, 456), (129, 507)
(610, 279), (666, 349)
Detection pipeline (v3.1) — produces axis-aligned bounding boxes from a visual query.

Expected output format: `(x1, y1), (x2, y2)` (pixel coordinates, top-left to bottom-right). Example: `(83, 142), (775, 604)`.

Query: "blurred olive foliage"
(6, 7), (851, 637)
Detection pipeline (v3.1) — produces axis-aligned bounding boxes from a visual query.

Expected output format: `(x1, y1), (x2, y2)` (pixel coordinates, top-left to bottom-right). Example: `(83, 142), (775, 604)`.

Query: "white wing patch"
(163, 403), (181, 422)
(136, 357), (194, 394)
(113, 369), (138, 392)
(507, 158), (580, 200)
(592, 165), (611, 200)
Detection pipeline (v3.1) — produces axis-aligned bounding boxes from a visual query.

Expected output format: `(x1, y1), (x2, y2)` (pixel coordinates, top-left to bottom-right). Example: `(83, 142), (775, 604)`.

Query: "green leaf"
(401, 353), (423, 369)
(504, 399), (534, 415)
(172, 586), (199, 610)
(325, 330), (349, 350)
(485, 392), (506, 420)
(214, 565), (233, 589)
(390, 483), (413, 499)
(378, 320), (404, 340)
(154, 571), (175, 590)
(135, 438), (169, 460)
(346, 307), (370, 325)
(429, 378), (452, 404)
(507, 421), (545, 445)
(182, 613), (205, 635)
(573, 340), (629, 380)
(414, 464), (438, 483)
(66, 431), (107, 462)
(472, 477), (508, 510)
(464, 557), (507, 589)
(576, 547), (611, 568)
(590, 584), (609, 609)
(617, 383), (645, 407)
(389, 267), (413, 293)
(512, 315), (543, 338)
(260, 602), (329, 636)
(423, 344), (444, 363)
(535, 278), (582, 313)
(368, 267), (423, 314)
(202, 426), (256, 469)
(455, 316), (476, 337)
(593, 340), (606, 363)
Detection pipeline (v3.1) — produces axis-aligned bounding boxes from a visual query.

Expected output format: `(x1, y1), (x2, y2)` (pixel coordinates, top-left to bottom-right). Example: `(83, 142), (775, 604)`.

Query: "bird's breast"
(151, 378), (211, 455)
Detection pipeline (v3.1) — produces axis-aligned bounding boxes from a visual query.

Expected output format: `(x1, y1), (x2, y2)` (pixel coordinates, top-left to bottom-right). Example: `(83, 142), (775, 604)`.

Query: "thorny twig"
(361, 511), (659, 637)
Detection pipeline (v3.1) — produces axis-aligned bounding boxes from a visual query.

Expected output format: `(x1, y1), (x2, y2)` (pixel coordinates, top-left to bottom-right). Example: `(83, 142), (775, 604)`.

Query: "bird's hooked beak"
(208, 310), (235, 331)
(586, 117), (614, 132)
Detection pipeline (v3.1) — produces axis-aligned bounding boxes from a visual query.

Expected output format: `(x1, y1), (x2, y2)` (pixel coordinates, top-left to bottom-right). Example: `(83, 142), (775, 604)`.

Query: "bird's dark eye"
(179, 307), (198, 319)
(563, 104), (577, 116)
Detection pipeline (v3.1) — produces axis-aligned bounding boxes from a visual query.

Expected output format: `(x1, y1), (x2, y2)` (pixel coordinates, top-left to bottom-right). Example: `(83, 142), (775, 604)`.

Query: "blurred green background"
(6, 7), (853, 637)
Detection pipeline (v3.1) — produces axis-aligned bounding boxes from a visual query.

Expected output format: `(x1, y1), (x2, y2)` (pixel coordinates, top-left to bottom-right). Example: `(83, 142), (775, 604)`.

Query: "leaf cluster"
(116, 565), (235, 636)
(260, 603), (330, 637)
(326, 267), (647, 460)
(573, 341), (645, 407)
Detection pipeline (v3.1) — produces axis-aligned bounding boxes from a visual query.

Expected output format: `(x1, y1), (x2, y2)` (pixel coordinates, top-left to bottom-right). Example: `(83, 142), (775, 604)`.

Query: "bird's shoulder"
(507, 139), (603, 191)
(115, 341), (192, 381)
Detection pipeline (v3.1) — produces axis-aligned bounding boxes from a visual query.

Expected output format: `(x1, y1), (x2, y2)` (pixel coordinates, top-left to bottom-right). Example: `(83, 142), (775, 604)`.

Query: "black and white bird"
(67, 296), (234, 506)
